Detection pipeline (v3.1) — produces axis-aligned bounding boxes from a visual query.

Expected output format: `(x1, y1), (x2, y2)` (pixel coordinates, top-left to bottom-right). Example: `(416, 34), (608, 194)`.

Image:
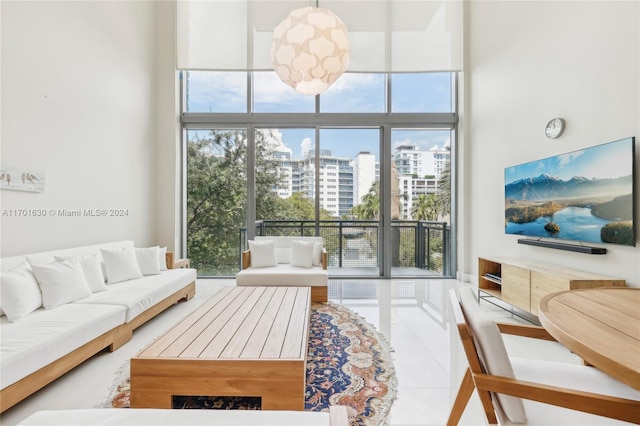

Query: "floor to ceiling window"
(182, 71), (458, 278)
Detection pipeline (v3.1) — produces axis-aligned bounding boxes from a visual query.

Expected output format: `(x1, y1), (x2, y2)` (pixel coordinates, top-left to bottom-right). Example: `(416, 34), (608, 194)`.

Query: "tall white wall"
(464, 1), (640, 286)
(153, 2), (183, 256)
(1, 1), (159, 256)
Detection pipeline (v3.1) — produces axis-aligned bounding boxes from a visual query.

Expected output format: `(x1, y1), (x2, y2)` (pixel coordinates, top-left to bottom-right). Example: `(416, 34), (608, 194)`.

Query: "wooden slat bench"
(130, 286), (311, 410)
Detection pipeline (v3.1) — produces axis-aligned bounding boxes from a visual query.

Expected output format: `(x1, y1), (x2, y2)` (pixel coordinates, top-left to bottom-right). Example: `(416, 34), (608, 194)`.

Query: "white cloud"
(558, 150), (584, 167)
(326, 73), (379, 93)
(392, 138), (413, 151)
(253, 72), (304, 103)
(301, 137), (313, 156)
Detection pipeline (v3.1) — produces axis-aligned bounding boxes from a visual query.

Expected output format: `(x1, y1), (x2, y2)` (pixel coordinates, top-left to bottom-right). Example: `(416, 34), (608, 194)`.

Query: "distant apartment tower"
(394, 142), (450, 219)
(393, 144), (450, 178)
(290, 149), (354, 218)
(352, 151), (377, 203)
(271, 149), (293, 199)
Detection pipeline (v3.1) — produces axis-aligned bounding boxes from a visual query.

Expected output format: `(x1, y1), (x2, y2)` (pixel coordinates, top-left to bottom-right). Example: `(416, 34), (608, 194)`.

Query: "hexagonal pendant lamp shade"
(271, 6), (350, 96)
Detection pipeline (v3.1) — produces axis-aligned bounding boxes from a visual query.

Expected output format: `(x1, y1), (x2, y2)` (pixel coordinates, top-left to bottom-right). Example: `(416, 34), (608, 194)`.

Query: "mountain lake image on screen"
(504, 137), (636, 247)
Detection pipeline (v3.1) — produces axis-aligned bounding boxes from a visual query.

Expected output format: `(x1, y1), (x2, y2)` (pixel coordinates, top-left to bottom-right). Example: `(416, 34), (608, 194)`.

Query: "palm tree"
(436, 162), (451, 217)
(351, 181), (380, 219)
(411, 194), (438, 221)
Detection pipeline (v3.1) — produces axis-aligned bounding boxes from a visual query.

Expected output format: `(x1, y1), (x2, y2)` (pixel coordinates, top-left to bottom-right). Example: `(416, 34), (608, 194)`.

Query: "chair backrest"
(254, 236), (323, 264)
(449, 288), (527, 423)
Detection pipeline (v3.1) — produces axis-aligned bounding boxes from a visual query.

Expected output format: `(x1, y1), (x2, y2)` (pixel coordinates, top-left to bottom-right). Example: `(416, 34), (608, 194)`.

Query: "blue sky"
(505, 138), (634, 184)
(276, 128), (451, 160)
(186, 71), (453, 160)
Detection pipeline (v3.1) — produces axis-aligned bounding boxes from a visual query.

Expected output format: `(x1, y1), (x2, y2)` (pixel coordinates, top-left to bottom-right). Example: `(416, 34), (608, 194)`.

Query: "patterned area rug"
(105, 302), (397, 425)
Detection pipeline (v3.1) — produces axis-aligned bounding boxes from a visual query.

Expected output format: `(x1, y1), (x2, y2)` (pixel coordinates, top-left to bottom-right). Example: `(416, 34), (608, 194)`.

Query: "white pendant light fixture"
(271, 6), (350, 96)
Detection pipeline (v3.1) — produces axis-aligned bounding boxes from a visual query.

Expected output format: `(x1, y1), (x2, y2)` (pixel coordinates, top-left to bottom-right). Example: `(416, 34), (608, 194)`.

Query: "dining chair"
(448, 287), (640, 425)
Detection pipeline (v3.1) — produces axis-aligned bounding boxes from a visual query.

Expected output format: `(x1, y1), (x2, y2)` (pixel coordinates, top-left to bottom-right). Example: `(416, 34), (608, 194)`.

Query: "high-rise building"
(393, 141), (450, 219)
(289, 150), (354, 218)
(352, 151), (377, 204)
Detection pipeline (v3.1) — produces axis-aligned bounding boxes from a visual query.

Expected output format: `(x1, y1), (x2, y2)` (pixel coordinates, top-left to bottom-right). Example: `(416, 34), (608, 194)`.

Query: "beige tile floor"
(0, 279), (580, 426)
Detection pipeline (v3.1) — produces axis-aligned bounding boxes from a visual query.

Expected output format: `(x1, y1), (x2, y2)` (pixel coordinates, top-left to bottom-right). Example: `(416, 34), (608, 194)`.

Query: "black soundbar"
(517, 238), (607, 254)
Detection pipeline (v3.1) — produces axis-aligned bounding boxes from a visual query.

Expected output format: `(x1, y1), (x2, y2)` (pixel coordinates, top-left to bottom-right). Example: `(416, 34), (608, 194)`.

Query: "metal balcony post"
(339, 221), (343, 268)
(417, 221), (423, 269)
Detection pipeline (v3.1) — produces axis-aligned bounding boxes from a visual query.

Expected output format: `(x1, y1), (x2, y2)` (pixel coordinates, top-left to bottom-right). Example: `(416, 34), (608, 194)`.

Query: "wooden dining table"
(538, 287), (640, 391)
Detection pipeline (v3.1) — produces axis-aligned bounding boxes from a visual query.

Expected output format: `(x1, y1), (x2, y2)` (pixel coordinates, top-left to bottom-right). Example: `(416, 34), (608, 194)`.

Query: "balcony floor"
(329, 266), (444, 278)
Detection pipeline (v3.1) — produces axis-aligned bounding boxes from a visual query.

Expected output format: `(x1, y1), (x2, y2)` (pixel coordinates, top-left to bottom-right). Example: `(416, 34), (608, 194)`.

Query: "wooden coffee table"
(130, 286), (311, 410)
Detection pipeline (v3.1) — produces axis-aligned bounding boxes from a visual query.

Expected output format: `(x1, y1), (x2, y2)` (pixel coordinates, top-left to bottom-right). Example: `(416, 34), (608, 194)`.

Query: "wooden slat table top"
(136, 286), (311, 361)
(538, 287), (640, 390)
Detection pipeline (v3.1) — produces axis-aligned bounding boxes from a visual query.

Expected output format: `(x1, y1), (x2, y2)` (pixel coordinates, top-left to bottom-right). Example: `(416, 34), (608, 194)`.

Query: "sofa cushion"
(291, 240), (314, 268)
(31, 260), (92, 309)
(236, 264), (328, 287)
(74, 268), (197, 322)
(0, 303), (126, 390)
(0, 262), (43, 322)
(101, 246), (143, 284)
(159, 246), (168, 271)
(135, 247), (162, 276)
(54, 254), (106, 293)
(248, 240), (278, 268)
(18, 408), (333, 426)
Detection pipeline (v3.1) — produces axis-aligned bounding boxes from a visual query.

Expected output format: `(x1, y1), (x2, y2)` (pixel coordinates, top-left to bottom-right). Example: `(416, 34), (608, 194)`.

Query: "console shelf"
(478, 257), (625, 316)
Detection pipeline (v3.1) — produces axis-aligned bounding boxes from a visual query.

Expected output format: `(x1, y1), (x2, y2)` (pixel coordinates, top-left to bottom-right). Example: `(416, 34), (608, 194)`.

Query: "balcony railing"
(239, 219), (451, 277)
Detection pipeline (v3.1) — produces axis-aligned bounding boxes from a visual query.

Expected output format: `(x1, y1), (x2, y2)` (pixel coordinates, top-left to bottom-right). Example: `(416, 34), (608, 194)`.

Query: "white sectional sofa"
(236, 236), (328, 302)
(0, 241), (196, 413)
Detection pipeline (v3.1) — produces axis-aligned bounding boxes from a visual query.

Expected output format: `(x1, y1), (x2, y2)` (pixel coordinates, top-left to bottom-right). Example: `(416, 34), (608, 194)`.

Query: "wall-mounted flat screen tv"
(505, 137), (636, 247)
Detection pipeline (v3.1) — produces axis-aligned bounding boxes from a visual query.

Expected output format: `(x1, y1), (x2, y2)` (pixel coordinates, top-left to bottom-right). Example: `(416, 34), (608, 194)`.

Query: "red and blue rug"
(107, 302), (397, 425)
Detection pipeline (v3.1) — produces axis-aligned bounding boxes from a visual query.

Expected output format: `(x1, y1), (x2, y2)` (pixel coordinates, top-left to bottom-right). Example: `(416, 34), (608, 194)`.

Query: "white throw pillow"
(101, 246), (143, 284)
(312, 242), (323, 267)
(54, 254), (106, 293)
(158, 246), (168, 271)
(0, 262), (43, 322)
(31, 260), (92, 309)
(457, 287), (527, 423)
(248, 240), (277, 268)
(290, 240), (314, 268)
(135, 246), (162, 276)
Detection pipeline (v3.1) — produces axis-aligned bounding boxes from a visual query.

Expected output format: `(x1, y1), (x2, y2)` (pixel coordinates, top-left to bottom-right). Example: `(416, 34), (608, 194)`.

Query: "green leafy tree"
(351, 180), (380, 219)
(187, 130), (283, 275)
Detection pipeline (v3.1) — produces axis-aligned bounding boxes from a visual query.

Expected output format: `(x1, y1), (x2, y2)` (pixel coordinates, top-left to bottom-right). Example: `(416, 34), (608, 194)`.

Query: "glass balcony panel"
(391, 72), (452, 113)
(186, 129), (247, 275)
(185, 71), (247, 113)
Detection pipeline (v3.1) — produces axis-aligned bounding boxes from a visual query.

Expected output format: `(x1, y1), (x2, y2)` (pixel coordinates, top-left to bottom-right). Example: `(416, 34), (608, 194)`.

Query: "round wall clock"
(545, 118), (565, 139)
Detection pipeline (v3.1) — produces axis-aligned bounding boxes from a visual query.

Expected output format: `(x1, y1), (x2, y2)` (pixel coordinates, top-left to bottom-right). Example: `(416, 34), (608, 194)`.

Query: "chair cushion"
(290, 240), (314, 268)
(236, 264), (328, 287)
(248, 240), (278, 268)
(457, 287), (527, 423)
(508, 357), (640, 425)
(254, 236), (324, 264)
(312, 242), (323, 266)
